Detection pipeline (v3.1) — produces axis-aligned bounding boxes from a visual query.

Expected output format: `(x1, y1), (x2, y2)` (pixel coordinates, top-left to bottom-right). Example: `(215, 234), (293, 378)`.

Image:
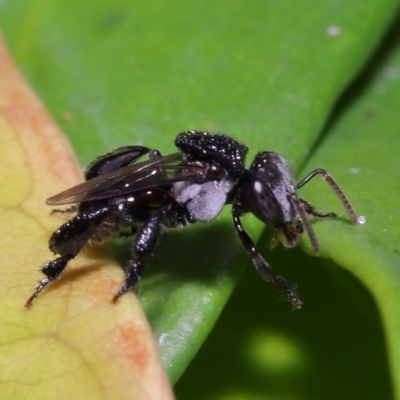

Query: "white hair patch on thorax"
(174, 179), (233, 222)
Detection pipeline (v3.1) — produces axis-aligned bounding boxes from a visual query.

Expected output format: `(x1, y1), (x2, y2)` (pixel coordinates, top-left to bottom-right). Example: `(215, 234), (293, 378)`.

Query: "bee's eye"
(242, 178), (284, 229)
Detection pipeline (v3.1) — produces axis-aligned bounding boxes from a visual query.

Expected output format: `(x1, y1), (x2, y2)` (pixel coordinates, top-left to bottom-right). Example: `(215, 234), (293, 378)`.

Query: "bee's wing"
(46, 152), (205, 205)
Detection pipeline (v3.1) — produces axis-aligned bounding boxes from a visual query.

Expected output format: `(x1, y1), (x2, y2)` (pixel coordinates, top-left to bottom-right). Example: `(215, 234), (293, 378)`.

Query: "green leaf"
(178, 10), (400, 400)
(1, 0), (399, 398)
(299, 21), (400, 397)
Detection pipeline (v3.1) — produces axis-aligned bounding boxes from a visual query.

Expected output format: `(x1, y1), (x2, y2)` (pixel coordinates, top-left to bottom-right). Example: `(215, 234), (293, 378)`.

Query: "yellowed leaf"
(0, 34), (174, 400)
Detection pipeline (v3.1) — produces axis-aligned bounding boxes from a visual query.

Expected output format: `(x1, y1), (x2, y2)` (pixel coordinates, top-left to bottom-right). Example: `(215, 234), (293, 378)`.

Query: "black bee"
(25, 130), (358, 309)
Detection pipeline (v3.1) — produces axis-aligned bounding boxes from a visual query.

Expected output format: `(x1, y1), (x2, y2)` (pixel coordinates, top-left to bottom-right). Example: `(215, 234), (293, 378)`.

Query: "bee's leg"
(112, 212), (163, 303)
(295, 168), (357, 224)
(232, 206), (302, 309)
(25, 206), (111, 308)
(50, 205), (78, 215)
(299, 198), (337, 219)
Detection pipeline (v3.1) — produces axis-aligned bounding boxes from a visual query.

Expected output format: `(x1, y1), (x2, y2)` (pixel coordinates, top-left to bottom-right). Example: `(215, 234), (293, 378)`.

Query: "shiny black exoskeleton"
(26, 130), (358, 309)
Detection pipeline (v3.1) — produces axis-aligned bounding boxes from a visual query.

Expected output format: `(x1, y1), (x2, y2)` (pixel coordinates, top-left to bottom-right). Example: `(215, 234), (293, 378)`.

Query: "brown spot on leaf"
(117, 323), (151, 370)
